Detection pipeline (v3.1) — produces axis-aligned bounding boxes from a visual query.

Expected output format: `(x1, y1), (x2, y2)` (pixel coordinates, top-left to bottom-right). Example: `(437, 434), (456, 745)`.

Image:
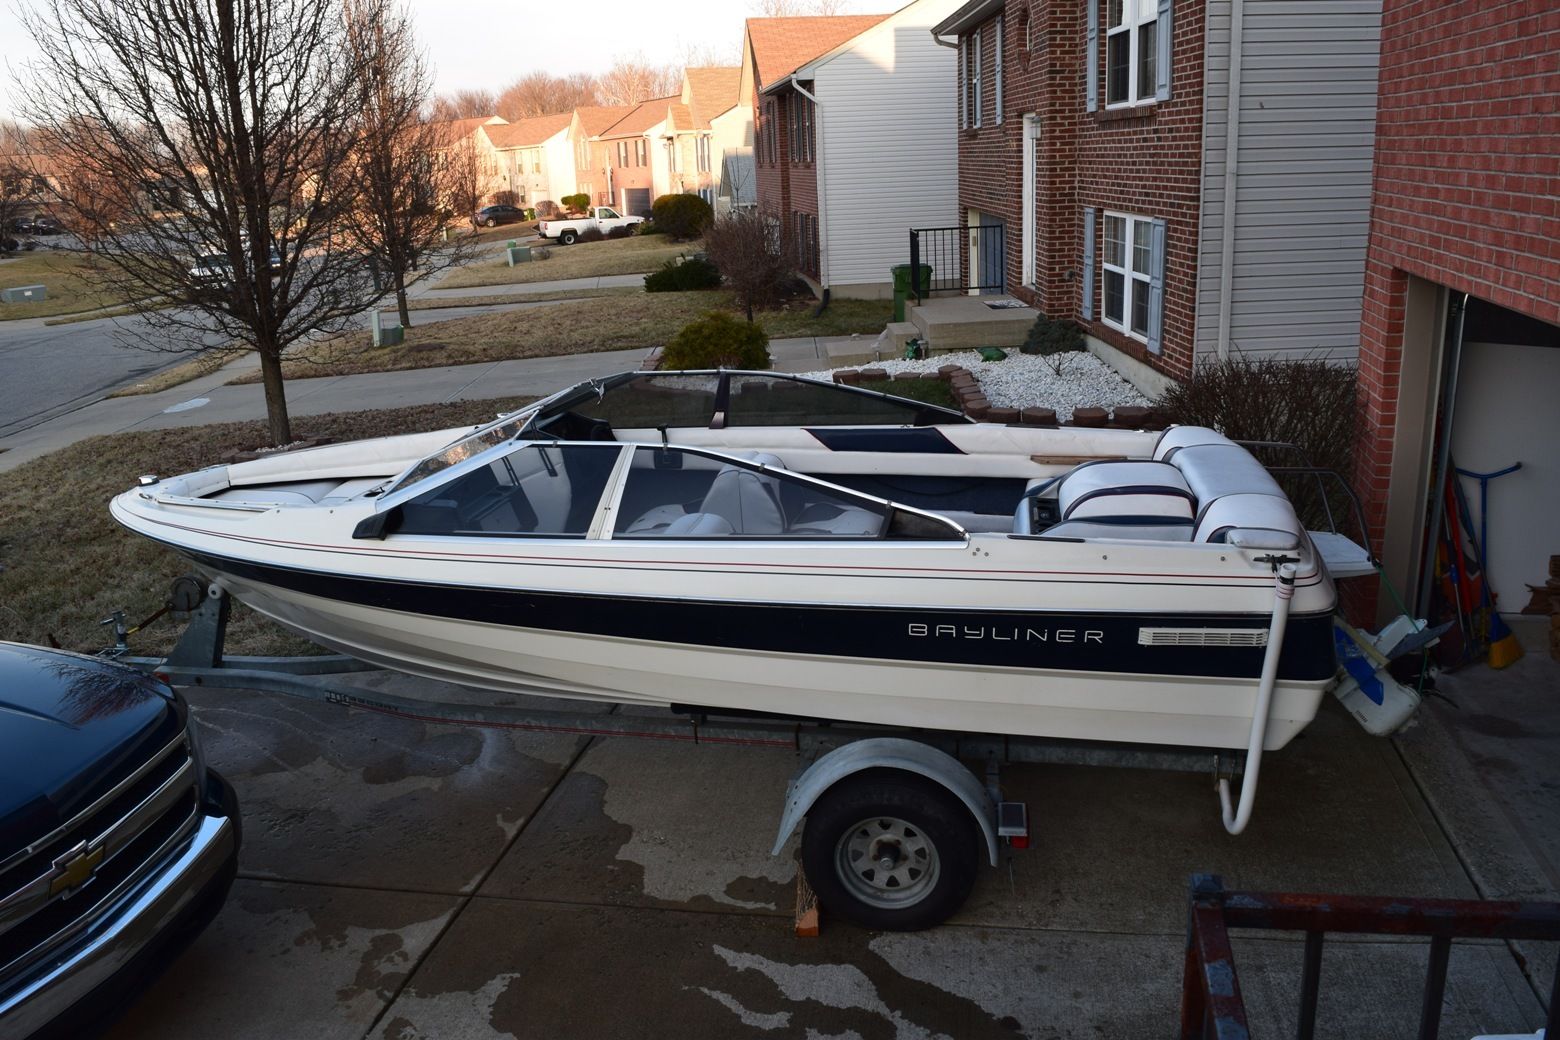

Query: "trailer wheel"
(801, 772), (979, 931)
(559, 228), (578, 245)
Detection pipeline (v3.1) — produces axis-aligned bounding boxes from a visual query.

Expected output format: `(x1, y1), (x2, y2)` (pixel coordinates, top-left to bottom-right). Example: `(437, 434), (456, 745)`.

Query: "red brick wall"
(955, 0), (1205, 381)
(1355, 0), (1560, 543)
(756, 89), (822, 279)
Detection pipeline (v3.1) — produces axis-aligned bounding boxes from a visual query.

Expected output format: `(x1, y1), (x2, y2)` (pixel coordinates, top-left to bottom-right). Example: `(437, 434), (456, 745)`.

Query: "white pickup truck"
(537, 206), (645, 245)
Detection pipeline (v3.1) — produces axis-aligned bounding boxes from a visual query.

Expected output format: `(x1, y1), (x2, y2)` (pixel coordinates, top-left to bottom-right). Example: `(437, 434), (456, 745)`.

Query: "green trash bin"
(890, 264), (933, 322)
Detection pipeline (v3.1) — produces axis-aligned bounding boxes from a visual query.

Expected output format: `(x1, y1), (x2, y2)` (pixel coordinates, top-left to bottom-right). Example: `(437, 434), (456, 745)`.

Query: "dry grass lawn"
(0, 250), (136, 319)
(405, 285), (638, 311)
(0, 398), (527, 657)
(440, 234), (696, 288)
(232, 292), (893, 382)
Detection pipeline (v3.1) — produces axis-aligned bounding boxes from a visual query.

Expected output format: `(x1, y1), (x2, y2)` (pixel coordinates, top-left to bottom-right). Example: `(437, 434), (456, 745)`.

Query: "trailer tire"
(800, 771), (979, 931)
(559, 228), (578, 245)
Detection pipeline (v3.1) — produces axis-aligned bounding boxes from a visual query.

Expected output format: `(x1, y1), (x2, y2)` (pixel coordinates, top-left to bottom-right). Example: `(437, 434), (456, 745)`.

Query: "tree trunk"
(257, 346), (293, 446)
(395, 270), (411, 328)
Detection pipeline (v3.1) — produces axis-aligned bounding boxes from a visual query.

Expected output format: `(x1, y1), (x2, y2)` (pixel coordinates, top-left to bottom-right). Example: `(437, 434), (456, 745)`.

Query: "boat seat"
(1153, 426), (1235, 461)
(699, 464), (786, 535)
(1166, 444), (1284, 525)
(1038, 520), (1195, 542)
(789, 502), (883, 536)
(663, 512), (734, 536)
(1056, 461), (1195, 522)
(1193, 493), (1302, 549)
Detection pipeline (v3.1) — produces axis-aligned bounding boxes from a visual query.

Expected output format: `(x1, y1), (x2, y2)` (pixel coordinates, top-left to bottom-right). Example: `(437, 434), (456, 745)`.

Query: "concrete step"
(909, 295), (1037, 351)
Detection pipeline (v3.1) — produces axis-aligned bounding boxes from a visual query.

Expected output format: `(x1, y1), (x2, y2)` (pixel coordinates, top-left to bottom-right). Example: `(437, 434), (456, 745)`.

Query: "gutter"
(1215, 0), (1245, 361)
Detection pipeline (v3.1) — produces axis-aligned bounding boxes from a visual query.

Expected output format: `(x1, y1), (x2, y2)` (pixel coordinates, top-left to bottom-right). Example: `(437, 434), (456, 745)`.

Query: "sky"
(0, 0), (889, 121)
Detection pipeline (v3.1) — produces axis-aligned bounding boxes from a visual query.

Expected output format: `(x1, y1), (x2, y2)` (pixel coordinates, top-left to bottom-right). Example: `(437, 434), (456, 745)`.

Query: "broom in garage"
(1456, 463), (1526, 669)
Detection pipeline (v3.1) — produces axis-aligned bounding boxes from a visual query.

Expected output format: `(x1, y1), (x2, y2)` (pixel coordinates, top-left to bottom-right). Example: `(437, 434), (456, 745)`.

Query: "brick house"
(655, 67), (743, 208)
(1352, 0), (1559, 620)
(746, 4), (963, 298)
(569, 105), (636, 208)
(933, 0), (1386, 389)
(594, 97), (679, 217)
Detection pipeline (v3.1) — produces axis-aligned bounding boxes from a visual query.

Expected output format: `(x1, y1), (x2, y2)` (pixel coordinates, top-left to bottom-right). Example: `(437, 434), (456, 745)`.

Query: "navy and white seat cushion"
(700, 464), (787, 534)
(1153, 426), (1235, 461)
(1167, 444), (1284, 519)
(1192, 493), (1302, 549)
(1056, 460), (1195, 522)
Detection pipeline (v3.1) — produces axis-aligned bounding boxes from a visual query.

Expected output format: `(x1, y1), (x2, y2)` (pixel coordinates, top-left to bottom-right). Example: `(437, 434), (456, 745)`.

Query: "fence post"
(909, 229), (921, 304)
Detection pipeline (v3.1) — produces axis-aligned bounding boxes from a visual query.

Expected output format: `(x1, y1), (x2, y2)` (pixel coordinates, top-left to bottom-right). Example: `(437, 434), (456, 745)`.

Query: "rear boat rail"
(1180, 873), (1560, 1040)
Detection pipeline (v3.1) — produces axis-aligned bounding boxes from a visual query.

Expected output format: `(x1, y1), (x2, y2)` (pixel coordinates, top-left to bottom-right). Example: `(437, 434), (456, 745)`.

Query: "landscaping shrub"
(523, 207), (536, 221)
(492, 190), (518, 207)
(1155, 352), (1360, 526)
(534, 200), (559, 219)
(634, 219), (664, 236)
(651, 193), (714, 241)
(660, 311), (771, 369)
(561, 192), (590, 214)
(605, 224), (635, 240)
(574, 226), (605, 244)
(703, 209), (797, 321)
(643, 256), (722, 293)
(1020, 312), (1084, 356)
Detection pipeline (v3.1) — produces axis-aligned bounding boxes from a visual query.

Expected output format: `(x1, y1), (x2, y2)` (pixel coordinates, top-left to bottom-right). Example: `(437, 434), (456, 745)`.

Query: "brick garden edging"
(833, 364), (1165, 429)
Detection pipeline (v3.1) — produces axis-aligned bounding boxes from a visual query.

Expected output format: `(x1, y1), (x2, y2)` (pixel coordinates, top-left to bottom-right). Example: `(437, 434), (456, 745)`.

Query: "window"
(616, 140), (628, 167)
(959, 36), (968, 128)
(613, 448), (895, 539)
(395, 444), (620, 538)
(1106, 0), (1158, 106)
(635, 139), (646, 166)
(789, 94), (815, 163)
(1101, 212), (1153, 340)
(973, 29), (984, 127)
(792, 211), (819, 277)
(995, 14), (1004, 123)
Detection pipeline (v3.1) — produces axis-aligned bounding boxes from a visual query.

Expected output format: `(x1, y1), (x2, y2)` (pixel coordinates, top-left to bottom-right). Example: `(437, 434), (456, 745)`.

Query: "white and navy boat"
(111, 370), (1363, 751)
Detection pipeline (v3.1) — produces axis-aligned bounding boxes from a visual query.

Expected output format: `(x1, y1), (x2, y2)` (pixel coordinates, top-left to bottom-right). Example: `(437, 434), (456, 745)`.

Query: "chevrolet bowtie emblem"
(49, 842), (105, 896)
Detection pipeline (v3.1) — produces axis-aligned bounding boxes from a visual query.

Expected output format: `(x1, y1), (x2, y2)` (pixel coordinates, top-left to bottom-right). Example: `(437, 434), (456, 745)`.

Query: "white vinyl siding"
(1193, 0), (1383, 363)
(811, 0), (964, 294)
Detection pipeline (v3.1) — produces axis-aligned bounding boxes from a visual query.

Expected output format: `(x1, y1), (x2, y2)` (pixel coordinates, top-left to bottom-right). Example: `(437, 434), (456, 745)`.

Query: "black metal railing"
(908, 224), (1006, 301)
(1181, 874), (1560, 1040)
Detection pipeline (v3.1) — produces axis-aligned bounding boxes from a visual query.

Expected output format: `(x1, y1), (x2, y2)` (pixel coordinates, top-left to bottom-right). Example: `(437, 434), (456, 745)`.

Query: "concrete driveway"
(103, 628), (1557, 1039)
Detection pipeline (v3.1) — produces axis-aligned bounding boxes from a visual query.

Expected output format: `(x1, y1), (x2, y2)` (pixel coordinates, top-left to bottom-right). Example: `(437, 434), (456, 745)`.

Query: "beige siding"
(1195, 0), (1383, 363)
(812, 0), (963, 294)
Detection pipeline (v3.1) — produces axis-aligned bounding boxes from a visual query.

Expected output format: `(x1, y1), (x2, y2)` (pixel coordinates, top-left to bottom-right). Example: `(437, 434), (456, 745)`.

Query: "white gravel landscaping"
(800, 349), (1150, 419)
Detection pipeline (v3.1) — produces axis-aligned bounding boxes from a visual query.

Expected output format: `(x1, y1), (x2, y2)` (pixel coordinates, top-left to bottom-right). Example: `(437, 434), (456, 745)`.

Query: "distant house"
(654, 67), (743, 208)
(569, 105), (637, 208)
(480, 114), (573, 208)
(429, 114), (509, 209)
(745, 4), (964, 298)
(932, 0), (1385, 388)
(594, 97), (679, 218)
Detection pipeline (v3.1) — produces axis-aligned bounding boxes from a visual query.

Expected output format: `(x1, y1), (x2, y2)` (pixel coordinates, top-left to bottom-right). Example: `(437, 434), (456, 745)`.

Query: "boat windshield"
(387, 407), (540, 494)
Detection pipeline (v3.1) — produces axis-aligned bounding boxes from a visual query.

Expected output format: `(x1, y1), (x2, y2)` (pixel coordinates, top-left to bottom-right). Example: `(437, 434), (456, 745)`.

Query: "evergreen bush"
(651, 193), (714, 240)
(643, 256), (722, 293)
(660, 311), (771, 369)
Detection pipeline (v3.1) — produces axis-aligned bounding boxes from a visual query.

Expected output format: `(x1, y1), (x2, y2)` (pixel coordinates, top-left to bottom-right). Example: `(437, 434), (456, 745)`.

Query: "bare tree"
(430, 88), (498, 121)
(434, 129), (486, 223)
(341, 0), (469, 329)
(495, 72), (600, 120)
(703, 209), (797, 322)
(596, 54), (681, 107)
(19, 0), (380, 446)
(750, 0), (851, 15)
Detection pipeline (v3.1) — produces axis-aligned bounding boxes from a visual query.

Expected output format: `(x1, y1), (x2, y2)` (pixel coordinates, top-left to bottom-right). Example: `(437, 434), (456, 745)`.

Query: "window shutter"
(959, 37), (967, 128)
(974, 31), (983, 128)
(1156, 0), (1172, 100)
(1081, 207), (1096, 321)
(1147, 217), (1167, 354)
(995, 15), (1004, 124)
(1085, 0), (1099, 112)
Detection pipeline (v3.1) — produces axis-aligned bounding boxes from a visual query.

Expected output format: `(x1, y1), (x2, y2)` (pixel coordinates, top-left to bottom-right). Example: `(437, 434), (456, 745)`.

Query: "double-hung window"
(1101, 212), (1153, 341)
(1106, 0), (1158, 106)
(635, 139), (646, 166)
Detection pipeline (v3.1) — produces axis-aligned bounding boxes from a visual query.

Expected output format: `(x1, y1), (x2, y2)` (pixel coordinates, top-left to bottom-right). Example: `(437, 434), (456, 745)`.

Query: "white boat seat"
(623, 503), (689, 534)
(789, 502), (883, 536)
(1169, 444), (1283, 523)
(1057, 461), (1195, 522)
(1193, 493), (1302, 549)
(1154, 426), (1235, 461)
(1039, 520), (1195, 541)
(936, 510), (1015, 534)
(663, 512), (734, 536)
(700, 464), (786, 534)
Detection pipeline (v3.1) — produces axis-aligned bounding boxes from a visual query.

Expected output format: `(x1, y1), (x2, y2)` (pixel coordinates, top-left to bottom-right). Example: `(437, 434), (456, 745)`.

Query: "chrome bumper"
(0, 811), (237, 1038)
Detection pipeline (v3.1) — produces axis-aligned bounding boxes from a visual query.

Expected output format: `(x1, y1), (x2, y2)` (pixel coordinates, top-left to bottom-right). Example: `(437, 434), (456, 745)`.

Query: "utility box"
(506, 246), (532, 266)
(1, 284), (47, 303)
(371, 310), (404, 348)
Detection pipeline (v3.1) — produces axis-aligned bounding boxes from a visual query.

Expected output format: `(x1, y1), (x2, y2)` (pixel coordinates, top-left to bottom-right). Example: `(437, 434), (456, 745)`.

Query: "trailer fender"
(771, 737), (999, 866)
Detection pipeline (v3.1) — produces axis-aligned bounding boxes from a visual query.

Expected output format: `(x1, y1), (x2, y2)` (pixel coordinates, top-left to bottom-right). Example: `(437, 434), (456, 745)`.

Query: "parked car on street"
(537, 206), (645, 245)
(0, 642), (240, 1040)
(473, 204), (527, 228)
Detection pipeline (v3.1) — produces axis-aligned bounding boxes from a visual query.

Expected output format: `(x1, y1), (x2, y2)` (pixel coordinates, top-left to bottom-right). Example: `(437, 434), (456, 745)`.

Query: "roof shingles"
(745, 15), (890, 91)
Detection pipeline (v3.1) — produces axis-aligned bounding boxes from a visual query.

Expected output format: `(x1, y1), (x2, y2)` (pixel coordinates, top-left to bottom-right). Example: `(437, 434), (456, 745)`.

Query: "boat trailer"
(109, 576), (1262, 931)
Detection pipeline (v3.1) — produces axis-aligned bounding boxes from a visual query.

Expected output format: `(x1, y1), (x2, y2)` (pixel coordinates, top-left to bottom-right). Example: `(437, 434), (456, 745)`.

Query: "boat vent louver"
(1137, 628), (1268, 647)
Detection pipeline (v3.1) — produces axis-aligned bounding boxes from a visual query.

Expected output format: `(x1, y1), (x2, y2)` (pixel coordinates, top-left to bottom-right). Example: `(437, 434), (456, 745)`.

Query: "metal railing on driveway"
(908, 224), (1005, 300)
(1180, 873), (1560, 1040)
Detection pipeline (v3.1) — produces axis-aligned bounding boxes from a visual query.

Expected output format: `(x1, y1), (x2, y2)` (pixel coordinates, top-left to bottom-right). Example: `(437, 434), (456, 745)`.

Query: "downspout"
(792, 79), (829, 304)
(1215, 0), (1245, 361)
